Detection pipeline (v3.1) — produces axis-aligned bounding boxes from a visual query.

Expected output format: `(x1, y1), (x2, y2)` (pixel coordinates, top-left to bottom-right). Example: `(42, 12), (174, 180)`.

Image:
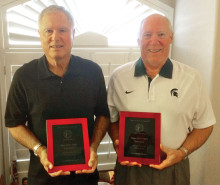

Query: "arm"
(90, 116), (110, 152)
(76, 115), (110, 174)
(150, 125), (214, 170)
(9, 124), (41, 152)
(9, 125), (70, 177)
(108, 122), (119, 154)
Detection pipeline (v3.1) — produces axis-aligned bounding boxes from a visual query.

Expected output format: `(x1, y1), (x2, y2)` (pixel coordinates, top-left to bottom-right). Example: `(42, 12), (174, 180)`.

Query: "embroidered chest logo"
(170, 88), (178, 98)
(125, 90), (134, 94)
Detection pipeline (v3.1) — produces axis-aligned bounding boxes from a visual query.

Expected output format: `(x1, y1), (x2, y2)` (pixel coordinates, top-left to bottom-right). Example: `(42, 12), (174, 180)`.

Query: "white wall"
(204, 1), (220, 184)
(172, 0), (219, 185)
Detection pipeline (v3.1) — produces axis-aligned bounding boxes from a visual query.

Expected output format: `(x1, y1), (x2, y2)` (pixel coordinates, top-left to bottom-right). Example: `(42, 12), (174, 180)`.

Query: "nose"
(150, 34), (159, 44)
(51, 30), (60, 41)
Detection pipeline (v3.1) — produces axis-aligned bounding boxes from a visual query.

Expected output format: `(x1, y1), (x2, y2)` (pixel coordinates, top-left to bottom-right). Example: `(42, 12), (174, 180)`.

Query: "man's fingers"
(49, 170), (63, 177)
(115, 139), (119, 146)
(150, 160), (168, 170)
(49, 170), (71, 177)
(76, 149), (97, 174)
(120, 161), (142, 167)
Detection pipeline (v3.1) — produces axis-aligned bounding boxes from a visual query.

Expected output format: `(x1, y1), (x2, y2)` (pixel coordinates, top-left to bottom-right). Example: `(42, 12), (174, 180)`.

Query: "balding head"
(138, 14), (173, 39)
(137, 14), (173, 71)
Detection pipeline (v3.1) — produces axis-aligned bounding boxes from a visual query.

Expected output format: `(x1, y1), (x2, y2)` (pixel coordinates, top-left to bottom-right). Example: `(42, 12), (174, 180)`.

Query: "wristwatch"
(33, 143), (42, 156)
(179, 146), (189, 156)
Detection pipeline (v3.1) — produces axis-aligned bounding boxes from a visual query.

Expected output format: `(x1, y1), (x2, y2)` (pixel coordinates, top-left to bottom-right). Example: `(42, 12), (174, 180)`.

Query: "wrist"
(179, 146), (189, 159)
(38, 145), (47, 157)
(33, 143), (46, 157)
(90, 145), (97, 153)
(33, 143), (42, 156)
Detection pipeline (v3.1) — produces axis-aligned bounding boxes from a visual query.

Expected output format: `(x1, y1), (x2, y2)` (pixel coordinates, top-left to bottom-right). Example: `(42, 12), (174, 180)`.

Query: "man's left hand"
(149, 144), (186, 170)
(75, 147), (97, 174)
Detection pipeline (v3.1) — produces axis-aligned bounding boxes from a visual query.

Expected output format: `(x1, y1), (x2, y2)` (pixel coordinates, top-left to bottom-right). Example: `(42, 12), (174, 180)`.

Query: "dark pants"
(114, 158), (190, 185)
(28, 171), (99, 185)
(27, 156), (99, 185)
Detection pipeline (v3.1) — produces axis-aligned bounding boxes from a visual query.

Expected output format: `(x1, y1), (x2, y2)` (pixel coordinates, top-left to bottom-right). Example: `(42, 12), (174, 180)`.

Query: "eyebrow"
(42, 26), (69, 30)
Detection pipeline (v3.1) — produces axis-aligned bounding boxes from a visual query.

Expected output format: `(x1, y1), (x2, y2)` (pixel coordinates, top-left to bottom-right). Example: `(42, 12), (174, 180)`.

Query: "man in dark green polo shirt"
(108, 14), (215, 185)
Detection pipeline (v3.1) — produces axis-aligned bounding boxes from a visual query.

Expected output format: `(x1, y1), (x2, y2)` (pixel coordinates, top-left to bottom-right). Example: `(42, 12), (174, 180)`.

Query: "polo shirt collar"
(134, 57), (173, 79)
(38, 55), (79, 79)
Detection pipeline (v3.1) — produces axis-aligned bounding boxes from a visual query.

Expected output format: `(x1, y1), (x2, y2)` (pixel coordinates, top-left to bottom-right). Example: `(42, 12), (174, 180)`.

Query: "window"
(1, 0), (173, 183)
(6, 0), (164, 47)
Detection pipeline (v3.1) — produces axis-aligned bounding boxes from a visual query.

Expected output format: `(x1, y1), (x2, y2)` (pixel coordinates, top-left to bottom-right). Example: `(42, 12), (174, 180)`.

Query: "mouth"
(148, 49), (162, 53)
(50, 45), (63, 48)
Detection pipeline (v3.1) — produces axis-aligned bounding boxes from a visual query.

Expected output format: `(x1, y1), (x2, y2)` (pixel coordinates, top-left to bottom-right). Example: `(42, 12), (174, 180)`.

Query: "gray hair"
(38, 5), (75, 30)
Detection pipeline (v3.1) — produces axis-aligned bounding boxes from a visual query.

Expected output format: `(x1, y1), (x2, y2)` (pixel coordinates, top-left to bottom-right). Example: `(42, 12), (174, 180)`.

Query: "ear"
(72, 28), (75, 39)
(38, 30), (42, 42)
(137, 38), (141, 46)
(170, 32), (174, 43)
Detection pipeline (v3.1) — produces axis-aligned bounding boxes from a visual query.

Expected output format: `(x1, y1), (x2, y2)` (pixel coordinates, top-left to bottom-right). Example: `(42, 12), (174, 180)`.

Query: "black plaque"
(53, 124), (85, 166)
(118, 111), (161, 165)
(124, 117), (155, 158)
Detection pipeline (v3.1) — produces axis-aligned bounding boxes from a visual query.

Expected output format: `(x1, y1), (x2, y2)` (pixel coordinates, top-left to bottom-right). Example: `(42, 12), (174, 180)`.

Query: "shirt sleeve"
(191, 72), (216, 128)
(5, 68), (28, 127)
(107, 74), (120, 123)
(94, 66), (110, 118)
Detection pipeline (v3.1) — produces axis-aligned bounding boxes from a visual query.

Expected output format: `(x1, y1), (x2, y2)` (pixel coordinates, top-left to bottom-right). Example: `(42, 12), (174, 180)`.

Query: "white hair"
(38, 5), (75, 30)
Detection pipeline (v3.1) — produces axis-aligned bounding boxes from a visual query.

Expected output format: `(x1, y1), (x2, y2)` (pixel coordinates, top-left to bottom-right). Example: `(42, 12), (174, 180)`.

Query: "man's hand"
(8, 125), (71, 177)
(38, 146), (70, 177)
(114, 139), (142, 167)
(75, 147), (98, 174)
(120, 160), (142, 167)
(149, 144), (186, 170)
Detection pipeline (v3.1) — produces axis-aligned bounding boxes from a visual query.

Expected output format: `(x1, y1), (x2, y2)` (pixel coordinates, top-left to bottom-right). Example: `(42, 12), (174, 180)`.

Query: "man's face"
(138, 15), (173, 67)
(38, 11), (74, 62)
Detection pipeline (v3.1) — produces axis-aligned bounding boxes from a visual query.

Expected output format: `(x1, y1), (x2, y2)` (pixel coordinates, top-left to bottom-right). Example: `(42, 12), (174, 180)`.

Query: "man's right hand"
(9, 125), (71, 177)
(38, 146), (70, 177)
(114, 139), (142, 167)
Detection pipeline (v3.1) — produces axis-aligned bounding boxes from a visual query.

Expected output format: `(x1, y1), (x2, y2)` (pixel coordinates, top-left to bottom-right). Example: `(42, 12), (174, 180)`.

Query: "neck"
(145, 67), (160, 79)
(47, 58), (70, 77)
(143, 60), (166, 79)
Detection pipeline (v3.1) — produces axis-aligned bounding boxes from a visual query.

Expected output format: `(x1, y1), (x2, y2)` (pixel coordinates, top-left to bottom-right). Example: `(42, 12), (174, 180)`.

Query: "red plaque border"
(47, 118), (91, 173)
(118, 111), (161, 165)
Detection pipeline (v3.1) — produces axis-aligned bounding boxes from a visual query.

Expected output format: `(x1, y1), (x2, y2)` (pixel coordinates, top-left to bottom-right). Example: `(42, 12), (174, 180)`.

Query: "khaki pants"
(114, 158), (190, 185)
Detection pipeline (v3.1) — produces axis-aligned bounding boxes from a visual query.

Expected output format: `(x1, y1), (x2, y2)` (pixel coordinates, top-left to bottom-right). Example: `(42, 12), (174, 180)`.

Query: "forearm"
(9, 124), (41, 151)
(150, 125), (214, 170)
(180, 125), (214, 156)
(108, 121), (119, 143)
(90, 116), (110, 151)
(9, 124), (70, 176)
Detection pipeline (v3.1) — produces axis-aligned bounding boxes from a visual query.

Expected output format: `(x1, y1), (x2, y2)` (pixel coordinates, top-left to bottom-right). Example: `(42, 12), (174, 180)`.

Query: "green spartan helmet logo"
(170, 88), (178, 97)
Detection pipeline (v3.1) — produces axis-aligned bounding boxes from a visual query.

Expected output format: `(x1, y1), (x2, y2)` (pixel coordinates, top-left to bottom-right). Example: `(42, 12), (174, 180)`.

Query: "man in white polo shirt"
(107, 14), (216, 185)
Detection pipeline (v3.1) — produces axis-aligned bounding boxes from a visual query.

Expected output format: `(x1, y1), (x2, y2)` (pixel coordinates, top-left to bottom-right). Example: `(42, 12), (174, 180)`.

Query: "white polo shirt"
(107, 58), (216, 149)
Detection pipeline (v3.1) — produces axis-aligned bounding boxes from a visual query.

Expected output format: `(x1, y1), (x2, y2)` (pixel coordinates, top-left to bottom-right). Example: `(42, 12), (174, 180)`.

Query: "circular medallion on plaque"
(63, 130), (72, 139)
(135, 123), (144, 132)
